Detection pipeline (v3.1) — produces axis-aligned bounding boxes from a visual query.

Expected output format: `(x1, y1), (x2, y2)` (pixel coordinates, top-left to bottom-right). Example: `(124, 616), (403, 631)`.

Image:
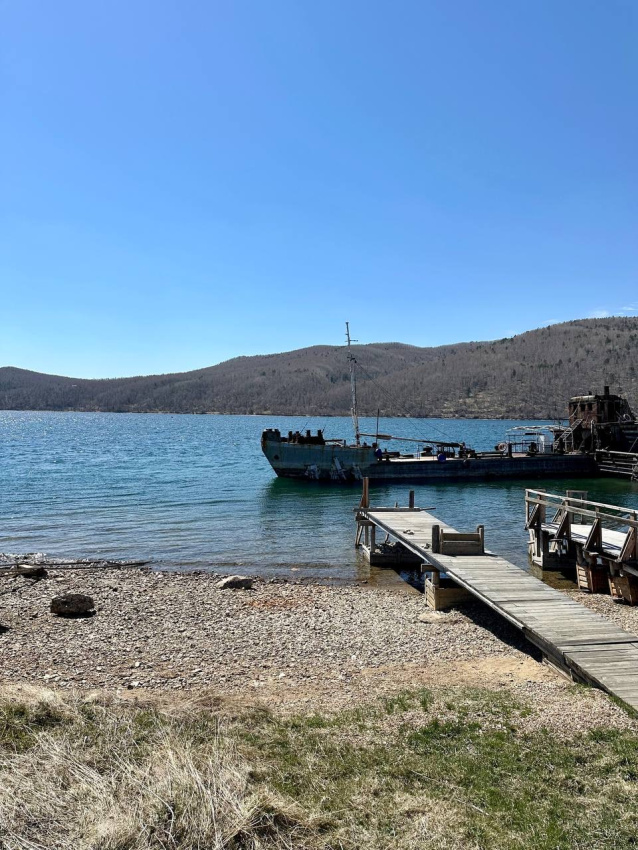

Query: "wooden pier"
(356, 485), (638, 711)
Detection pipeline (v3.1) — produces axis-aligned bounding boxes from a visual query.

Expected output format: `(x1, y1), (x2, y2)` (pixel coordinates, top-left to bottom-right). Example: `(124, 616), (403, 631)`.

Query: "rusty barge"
(261, 425), (599, 482)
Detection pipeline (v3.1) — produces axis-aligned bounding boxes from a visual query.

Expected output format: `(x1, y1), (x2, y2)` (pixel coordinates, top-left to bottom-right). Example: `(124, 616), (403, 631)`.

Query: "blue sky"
(1, 0), (637, 378)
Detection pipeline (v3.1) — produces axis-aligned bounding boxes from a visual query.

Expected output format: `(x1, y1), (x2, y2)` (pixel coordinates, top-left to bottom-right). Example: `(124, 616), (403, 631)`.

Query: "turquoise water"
(2, 411), (637, 577)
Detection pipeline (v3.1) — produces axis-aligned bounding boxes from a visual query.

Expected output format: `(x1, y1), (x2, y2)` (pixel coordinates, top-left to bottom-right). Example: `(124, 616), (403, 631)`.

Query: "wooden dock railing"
(525, 489), (638, 603)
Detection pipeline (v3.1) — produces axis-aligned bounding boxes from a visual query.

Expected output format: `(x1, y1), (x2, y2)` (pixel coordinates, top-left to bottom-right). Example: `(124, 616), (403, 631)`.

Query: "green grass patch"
(0, 700), (64, 753)
(240, 688), (638, 849)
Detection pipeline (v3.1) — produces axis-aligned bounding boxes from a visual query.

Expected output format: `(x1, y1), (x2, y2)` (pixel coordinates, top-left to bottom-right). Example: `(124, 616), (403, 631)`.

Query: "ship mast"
(345, 321), (361, 446)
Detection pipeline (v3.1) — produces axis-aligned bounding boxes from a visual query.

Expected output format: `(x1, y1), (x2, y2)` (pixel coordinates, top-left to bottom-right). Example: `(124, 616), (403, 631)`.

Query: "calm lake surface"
(2, 412), (638, 578)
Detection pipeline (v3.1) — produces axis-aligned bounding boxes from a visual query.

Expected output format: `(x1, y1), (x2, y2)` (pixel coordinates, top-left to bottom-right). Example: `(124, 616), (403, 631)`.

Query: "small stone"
(216, 575), (253, 590)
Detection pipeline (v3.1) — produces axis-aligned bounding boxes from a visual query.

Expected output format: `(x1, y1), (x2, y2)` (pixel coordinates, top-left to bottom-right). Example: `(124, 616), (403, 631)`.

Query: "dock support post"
(361, 477), (369, 510)
(355, 477), (370, 549)
(424, 567), (474, 611)
(431, 524), (440, 554)
(425, 568), (440, 610)
(409, 490), (415, 509)
(526, 490), (558, 567)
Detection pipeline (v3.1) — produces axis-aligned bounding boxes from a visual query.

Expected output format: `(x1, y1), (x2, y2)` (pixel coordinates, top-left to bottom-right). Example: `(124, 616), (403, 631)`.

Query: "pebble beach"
(2, 566), (637, 735)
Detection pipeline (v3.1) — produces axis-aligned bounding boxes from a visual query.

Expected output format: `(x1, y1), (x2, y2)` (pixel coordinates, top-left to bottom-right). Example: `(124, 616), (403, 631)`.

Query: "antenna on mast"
(345, 321), (360, 446)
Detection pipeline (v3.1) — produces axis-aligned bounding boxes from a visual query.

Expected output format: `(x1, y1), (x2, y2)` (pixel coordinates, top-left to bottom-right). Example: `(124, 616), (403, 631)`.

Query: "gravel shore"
(1, 569), (519, 695)
(1, 566), (637, 735)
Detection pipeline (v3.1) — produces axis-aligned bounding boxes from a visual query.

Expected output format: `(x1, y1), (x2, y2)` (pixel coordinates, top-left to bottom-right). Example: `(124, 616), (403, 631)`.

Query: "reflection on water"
(1, 411), (637, 579)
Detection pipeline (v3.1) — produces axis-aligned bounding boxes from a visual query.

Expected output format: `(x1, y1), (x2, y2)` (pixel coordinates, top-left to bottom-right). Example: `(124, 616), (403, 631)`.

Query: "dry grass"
(2, 685), (638, 850)
(0, 690), (315, 850)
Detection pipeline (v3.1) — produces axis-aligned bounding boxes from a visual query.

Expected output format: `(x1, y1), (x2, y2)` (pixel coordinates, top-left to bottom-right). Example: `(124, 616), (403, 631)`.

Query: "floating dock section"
(356, 483), (638, 711)
(526, 489), (638, 604)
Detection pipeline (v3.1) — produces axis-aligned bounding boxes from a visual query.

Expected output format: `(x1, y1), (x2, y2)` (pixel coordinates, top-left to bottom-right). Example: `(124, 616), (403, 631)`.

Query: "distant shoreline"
(0, 408), (558, 421)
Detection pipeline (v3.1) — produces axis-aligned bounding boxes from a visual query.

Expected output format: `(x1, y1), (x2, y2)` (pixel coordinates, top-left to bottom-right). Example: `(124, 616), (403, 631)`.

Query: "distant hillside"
(1, 318), (637, 419)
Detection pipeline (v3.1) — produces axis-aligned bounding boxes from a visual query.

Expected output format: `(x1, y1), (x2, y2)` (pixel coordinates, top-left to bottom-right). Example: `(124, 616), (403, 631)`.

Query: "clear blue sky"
(1, 0), (637, 378)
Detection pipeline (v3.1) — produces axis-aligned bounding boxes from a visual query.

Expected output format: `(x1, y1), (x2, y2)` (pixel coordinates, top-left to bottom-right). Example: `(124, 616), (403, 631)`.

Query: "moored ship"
(260, 425), (598, 482)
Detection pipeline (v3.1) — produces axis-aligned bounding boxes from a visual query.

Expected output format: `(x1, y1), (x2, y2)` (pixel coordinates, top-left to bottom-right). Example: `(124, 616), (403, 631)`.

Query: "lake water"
(2, 411), (637, 578)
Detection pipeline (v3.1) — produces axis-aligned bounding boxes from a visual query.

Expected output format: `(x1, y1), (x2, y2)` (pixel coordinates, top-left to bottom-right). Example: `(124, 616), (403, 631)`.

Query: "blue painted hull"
(261, 433), (597, 483)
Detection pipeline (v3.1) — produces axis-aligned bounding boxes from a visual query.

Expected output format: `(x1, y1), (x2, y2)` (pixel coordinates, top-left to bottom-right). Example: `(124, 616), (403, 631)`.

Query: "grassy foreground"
(0, 687), (637, 849)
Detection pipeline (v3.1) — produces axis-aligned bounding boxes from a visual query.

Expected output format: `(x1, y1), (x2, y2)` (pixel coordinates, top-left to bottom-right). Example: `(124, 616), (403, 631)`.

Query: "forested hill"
(1, 318), (637, 419)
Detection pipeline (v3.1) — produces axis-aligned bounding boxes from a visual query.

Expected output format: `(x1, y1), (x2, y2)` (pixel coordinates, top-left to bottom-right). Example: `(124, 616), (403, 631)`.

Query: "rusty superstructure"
(564, 386), (638, 454)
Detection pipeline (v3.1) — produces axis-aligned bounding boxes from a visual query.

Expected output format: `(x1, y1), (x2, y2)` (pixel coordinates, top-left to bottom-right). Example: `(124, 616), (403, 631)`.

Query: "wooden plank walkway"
(363, 508), (638, 711)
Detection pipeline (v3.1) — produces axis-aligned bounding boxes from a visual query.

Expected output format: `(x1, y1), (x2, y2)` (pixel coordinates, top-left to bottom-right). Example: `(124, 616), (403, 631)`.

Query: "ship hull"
(261, 437), (597, 483)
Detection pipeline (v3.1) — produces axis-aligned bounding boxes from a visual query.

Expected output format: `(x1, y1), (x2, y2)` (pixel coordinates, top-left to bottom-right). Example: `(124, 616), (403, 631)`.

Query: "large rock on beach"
(50, 593), (95, 617)
(215, 575), (253, 591)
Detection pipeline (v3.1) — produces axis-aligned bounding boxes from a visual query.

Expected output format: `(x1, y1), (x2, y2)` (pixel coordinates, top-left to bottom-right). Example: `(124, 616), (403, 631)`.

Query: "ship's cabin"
(502, 426), (556, 455)
(569, 386), (635, 427)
